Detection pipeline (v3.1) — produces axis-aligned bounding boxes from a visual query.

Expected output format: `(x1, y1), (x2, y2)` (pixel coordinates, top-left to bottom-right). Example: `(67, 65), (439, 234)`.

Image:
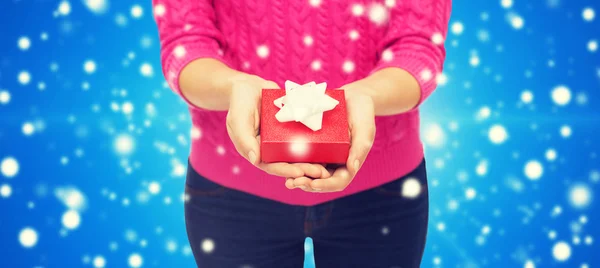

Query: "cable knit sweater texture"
(154, 0), (451, 206)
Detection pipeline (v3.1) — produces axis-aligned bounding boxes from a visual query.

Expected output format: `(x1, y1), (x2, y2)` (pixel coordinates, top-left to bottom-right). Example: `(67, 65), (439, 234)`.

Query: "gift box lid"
(260, 88), (350, 144)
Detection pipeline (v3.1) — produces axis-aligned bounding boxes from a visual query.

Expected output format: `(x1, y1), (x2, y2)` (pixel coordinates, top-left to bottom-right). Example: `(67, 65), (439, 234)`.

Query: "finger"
(227, 84), (261, 165)
(346, 93), (376, 175)
(285, 178), (295, 190)
(226, 115), (258, 164)
(257, 162), (304, 178)
(292, 163), (323, 179)
(307, 163), (333, 178)
(292, 176), (315, 192)
(324, 163), (343, 178)
(319, 164), (332, 178)
(309, 167), (352, 192)
(226, 119), (254, 162)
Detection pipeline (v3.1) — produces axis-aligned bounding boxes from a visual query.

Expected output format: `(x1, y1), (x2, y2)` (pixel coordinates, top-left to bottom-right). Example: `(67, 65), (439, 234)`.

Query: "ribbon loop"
(273, 80), (339, 131)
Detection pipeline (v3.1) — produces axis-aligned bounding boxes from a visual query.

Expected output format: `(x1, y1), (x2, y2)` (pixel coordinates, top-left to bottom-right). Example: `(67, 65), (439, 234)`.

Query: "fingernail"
(248, 151), (257, 165)
(353, 159), (360, 171)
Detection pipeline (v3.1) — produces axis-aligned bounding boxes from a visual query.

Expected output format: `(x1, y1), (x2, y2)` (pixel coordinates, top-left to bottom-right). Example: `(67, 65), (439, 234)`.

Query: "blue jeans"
(185, 160), (429, 268)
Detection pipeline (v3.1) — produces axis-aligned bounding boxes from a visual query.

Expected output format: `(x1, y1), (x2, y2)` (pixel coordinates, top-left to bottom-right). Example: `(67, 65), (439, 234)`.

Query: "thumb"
(262, 80), (279, 89)
(346, 92), (375, 175)
(227, 83), (261, 165)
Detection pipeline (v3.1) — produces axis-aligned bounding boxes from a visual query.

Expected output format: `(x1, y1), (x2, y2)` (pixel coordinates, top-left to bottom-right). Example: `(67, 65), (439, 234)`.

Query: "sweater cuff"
(370, 52), (440, 111)
(164, 43), (229, 110)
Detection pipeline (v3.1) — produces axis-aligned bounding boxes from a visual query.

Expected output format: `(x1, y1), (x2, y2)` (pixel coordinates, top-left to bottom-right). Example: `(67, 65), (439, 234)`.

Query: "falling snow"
(342, 60), (355, 73)
(349, 29), (360, 40)
(62, 210), (82, 230)
(1, 157), (20, 178)
(58, 1), (71, 16)
(465, 187), (477, 200)
(423, 123), (446, 148)
(115, 134), (135, 155)
(128, 253), (143, 267)
(84, 60), (97, 74)
(507, 12), (525, 30)
(368, 3), (389, 25)
(552, 241), (571, 261)
(201, 238), (215, 253)
(148, 181), (161, 195)
(256, 45), (269, 58)
(582, 7), (595, 22)
(551, 85), (572, 106)
(587, 40), (598, 52)
(545, 148), (557, 162)
(560, 125), (572, 138)
(524, 160), (544, 180)
(303, 35), (314, 46)
(0, 90), (10, 104)
(18, 71), (31, 85)
(352, 4), (365, 17)
(18, 36), (31, 51)
(154, 4), (166, 17)
(84, 0), (109, 14)
(131, 5), (143, 19)
(451, 21), (464, 35)
(19, 227), (38, 248)
(476, 106), (492, 121)
(401, 178), (422, 198)
(489, 124), (509, 144)
(311, 60), (321, 71)
(309, 0), (321, 8)
(1, 1), (598, 268)
(140, 63), (154, 77)
(521, 90), (534, 103)
(0, 184), (12, 198)
(173, 46), (186, 59)
(569, 184), (592, 208)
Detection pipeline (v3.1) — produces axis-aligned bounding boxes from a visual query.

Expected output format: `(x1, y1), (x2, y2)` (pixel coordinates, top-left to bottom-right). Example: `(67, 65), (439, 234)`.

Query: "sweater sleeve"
(369, 0), (452, 109)
(153, 0), (229, 108)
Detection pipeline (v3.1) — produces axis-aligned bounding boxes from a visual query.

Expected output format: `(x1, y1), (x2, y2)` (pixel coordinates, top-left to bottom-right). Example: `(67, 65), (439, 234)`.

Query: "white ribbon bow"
(273, 80), (339, 131)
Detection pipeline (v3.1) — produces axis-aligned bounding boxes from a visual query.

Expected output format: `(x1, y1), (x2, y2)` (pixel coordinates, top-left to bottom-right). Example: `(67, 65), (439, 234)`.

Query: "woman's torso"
(186, 0), (424, 206)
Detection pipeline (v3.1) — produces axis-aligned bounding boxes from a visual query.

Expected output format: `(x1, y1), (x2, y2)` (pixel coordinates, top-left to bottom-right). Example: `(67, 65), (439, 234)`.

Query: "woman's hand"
(226, 74), (328, 179)
(287, 85), (376, 192)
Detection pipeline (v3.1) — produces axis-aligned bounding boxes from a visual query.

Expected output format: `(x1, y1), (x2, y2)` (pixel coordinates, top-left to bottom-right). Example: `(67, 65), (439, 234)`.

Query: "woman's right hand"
(226, 74), (329, 181)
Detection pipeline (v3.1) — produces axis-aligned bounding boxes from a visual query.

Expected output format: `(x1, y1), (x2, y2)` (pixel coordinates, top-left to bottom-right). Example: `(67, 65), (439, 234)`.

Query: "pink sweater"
(154, 0), (451, 206)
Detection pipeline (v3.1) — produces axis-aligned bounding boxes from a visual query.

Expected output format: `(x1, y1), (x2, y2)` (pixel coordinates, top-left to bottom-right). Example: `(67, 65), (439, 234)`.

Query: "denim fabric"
(184, 160), (428, 268)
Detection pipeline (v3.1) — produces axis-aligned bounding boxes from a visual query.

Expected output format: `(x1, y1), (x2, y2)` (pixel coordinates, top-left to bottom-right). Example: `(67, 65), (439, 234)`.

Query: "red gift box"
(260, 88), (350, 164)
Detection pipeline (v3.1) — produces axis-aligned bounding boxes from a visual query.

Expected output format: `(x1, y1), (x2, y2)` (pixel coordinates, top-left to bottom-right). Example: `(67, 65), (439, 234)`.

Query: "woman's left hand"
(286, 84), (376, 192)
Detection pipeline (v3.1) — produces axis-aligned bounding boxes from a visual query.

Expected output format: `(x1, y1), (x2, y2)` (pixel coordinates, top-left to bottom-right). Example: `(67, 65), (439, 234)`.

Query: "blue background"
(0, 0), (598, 267)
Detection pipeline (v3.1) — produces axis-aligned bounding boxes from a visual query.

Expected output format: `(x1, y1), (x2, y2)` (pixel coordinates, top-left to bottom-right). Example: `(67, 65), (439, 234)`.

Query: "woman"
(154, 0), (451, 267)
